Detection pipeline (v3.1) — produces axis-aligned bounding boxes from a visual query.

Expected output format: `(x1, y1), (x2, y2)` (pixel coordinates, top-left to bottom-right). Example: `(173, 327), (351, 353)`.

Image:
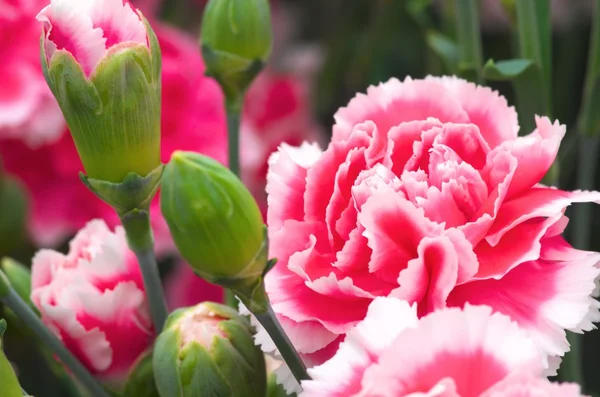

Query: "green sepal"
(0, 176), (28, 256)
(0, 259), (32, 311)
(125, 351), (160, 397)
(483, 58), (546, 133)
(179, 343), (231, 397)
(215, 320), (266, 397)
(80, 164), (164, 217)
(202, 46), (265, 107)
(0, 320), (24, 397)
(153, 329), (184, 397)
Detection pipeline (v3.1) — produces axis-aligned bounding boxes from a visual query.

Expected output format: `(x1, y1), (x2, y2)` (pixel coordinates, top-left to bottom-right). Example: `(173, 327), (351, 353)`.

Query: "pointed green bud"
(201, 0), (273, 106)
(153, 302), (266, 397)
(0, 176), (28, 256)
(161, 151), (268, 304)
(0, 320), (23, 397)
(40, 14), (162, 184)
(125, 352), (160, 397)
(1, 259), (32, 310)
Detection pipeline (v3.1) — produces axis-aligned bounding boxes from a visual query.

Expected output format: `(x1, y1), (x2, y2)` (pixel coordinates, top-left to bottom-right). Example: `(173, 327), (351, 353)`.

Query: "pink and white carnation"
(37, 0), (147, 77)
(300, 298), (585, 397)
(31, 219), (153, 388)
(263, 76), (600, 383)
(0, 0), (65, 146)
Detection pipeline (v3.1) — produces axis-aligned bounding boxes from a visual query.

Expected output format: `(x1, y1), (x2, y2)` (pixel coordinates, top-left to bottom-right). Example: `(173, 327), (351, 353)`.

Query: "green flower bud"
(201, 0), (273, 105)
(153, 302), (266, 397)
(0, 320), (23, 397)
(40, 13), (162, 184)
(161, 152), (268, 295)
(0, 176), (28, 256)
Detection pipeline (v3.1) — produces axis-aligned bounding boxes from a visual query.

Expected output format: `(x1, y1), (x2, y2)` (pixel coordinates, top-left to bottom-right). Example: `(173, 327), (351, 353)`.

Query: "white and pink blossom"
(263, 76), (600, 382)
(31, 219), (153, 387)
(301, 298), (585, 397)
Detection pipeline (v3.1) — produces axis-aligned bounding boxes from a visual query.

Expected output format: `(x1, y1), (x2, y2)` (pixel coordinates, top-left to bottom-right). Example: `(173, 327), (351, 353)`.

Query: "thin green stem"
(121, 210), (168, 332)
(515, 0), (552, 115)
(579, 0), (600, 136)
(226, 106), (242, 179)
(455, 0), (483, 83)
(255, 303), (309, 384)
(225, 101), (243, 308)
(2, 289), (111, 397)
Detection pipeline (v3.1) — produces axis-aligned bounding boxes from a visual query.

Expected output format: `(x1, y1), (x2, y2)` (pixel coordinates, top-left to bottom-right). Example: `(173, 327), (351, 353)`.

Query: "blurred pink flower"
(242, 71), (324, 215)
(300, 298), (584, 397)
(263, 76), (600, 378)
(164, 261), (224, 310)
(0, 0), (65, 146)
(31, 219), (153, 388)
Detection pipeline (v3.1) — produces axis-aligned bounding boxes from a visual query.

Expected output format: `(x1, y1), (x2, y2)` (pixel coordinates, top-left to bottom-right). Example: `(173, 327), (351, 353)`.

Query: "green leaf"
(125, 351), (160, 397)
(484, 58), (546, 133)
(0, 321), (25, 397)
(1, 259), (32, 310)
(425, 31), (459, 74)
(578, 0), (600, 136)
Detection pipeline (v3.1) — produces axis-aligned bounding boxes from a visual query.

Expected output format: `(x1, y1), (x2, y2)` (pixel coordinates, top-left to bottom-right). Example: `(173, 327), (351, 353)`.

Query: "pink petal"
(37, 2), (106, 76)
(431, 122), (490, 170)
(332, 77), (469, 142)
(304, 122), (371, 222)
(502, 116), (566, 199)
(359, 305), (543, 397)
(387, 118), (443, 175)
(301, 298), (418, 397)
(474, 215), (562, 280)
(425, 76), (519, 148)
(487, 188), (600, 246)
(447, 249), (600, 359)
(481, 374), (584, 397)
(394, 236), (460, 317)
(358, 192), (443, 282)
(87, 0), (145, 49)
(266, 142), (323, 231)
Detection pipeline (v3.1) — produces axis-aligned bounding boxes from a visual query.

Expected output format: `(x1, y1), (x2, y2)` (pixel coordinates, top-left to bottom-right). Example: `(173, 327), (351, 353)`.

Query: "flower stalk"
(254, 301), (309, 384)
(455, 0), (483, 83)
(121, 209), (168, 332)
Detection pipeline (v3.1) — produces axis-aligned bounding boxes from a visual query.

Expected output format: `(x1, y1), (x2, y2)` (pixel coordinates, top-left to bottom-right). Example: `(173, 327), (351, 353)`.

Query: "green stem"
(255, 303), (309, 384)
(121, 210), (168, 332)
(578, 0), (600, 137)
(2, 289), (111, 397)
(455, 0), (483, 83)
(515, 0), (552, 115)
(226, 104), (242, 179)
(225, 101), (243, 308)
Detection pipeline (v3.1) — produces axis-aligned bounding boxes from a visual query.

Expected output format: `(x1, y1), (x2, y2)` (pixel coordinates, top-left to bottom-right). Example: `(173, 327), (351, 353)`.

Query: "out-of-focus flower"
(242, 72), (324, 216)
(38, 0), (162, 183)
(300, 298), (584, 397)
(0, 0), (65, 146)
(31, 219), (153, 388)
(263, 76), (600, 383)
(153, 302), (266, 397)
(164, 261), (224, 310)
